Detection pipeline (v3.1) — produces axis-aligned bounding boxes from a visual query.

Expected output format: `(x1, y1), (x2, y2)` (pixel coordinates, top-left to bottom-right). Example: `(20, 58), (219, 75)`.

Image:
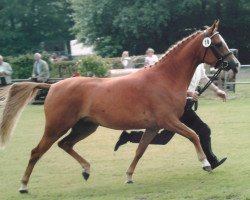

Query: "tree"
(71, 0), (250, 63)
(220, 0), (250, 63)
(0, 0), (73, 56)
(71, 0), (172, 57)
(70, 0), (212, 57)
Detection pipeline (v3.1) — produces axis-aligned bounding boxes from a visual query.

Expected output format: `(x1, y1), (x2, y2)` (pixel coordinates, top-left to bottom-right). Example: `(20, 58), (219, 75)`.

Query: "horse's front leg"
(126, 129), (158, 183)
(164, 119), (212, 172)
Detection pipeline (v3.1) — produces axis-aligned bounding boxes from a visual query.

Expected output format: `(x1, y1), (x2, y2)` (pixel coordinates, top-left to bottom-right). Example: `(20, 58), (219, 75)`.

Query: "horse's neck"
(158, 33), (204, 91)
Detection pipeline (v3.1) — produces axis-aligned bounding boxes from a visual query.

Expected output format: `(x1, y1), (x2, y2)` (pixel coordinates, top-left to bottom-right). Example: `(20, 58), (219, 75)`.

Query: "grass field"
(0, 85), (250, 200)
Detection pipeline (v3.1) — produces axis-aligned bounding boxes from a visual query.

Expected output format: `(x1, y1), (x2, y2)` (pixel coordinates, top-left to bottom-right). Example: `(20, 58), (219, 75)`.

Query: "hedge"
(4, 53), (149, 79)
(4, 54), (110, 79)
(5, 54), (34, 79)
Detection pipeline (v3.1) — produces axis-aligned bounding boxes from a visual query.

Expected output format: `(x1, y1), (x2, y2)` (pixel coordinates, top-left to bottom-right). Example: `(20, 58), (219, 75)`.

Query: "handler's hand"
(191, 91), (199, 101)
(216, 89), (227, 101)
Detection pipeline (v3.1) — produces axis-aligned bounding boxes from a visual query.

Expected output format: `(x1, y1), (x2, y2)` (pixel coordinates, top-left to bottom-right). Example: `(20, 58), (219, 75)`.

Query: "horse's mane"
(157, 30), (203, 63)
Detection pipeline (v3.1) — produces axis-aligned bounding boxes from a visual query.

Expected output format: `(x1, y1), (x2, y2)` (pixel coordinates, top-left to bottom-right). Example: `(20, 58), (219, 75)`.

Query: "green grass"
(0, 85), (250, 200)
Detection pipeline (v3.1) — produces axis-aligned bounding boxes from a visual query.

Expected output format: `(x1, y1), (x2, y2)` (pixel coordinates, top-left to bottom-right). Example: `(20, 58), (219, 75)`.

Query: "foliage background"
(0, 0), (250, 78)
(78, 55), (110, 77)
(5, 55), (110, 79)
(70, 0), (250, 63)
(0, 0), (73, 55)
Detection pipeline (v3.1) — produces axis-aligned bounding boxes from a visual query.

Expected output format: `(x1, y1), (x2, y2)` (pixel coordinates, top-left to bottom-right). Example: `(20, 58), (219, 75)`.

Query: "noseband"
(202, 31), (233, 70)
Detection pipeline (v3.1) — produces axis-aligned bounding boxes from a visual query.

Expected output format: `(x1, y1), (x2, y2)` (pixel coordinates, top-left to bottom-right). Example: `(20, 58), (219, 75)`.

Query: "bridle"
(202, 31), (233, 70)
(190, 28), (237, 110)
(198, 30), (233, 95)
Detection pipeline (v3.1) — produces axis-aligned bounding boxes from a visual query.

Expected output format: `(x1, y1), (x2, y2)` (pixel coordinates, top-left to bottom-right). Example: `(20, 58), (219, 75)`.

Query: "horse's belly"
(100, 116), (156, 130)
(88, 102), (157, 130)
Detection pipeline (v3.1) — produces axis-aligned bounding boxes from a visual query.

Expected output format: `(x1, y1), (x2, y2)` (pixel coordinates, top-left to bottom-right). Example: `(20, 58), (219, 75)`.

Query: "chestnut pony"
(0, 21), (239, 193)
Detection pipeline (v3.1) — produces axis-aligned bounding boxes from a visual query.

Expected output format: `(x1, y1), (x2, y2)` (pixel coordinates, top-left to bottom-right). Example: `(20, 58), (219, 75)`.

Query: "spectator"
(0, 55), (13, 86)
(49, 53), (59, 63)
(32, 53), (50, 82)
(144, 48), (159, 66)
(121, 51), (134, 69)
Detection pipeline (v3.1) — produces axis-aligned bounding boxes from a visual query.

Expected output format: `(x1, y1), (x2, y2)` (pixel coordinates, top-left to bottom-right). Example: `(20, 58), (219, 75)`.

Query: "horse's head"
(202, 20), (240, 74)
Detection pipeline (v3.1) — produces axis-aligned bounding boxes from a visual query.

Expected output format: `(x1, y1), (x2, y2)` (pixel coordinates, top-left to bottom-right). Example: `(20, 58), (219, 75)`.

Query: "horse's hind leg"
(126, 129), (158, 183)
(58, 119), (98, 181)
(19, 128), (62, 193)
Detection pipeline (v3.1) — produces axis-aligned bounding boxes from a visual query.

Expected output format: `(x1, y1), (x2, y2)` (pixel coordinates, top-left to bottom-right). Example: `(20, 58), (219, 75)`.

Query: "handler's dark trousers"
(126, 102), (218, 164)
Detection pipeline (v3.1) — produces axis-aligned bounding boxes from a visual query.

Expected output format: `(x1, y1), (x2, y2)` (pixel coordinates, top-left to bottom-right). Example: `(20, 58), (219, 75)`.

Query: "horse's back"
(43, 75), (158, 129)
(43, 72), (184, 130)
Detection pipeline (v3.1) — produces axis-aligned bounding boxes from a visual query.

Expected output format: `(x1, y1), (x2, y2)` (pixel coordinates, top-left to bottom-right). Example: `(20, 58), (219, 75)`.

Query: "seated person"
(32, 53), (50, 82)
(0, 55), (13, 86)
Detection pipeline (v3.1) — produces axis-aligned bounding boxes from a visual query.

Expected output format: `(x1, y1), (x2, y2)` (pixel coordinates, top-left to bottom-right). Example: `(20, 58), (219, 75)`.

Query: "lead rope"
(193, 67), (223, 111)
(198, 67), (223, 96)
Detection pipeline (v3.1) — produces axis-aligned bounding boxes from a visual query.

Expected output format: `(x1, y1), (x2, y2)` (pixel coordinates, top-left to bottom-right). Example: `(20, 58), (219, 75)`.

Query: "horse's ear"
(214, 19), (220, 32)
(208, 20), (220, 34)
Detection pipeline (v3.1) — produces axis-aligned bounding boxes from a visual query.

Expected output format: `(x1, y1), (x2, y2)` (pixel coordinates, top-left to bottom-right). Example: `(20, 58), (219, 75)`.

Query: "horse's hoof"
(82, 171), (90, 181)
(19, 189), (28, 194)
(126, 180), (134, 184)
(203, 166), (213, 173)
(19, 184), (28, 194)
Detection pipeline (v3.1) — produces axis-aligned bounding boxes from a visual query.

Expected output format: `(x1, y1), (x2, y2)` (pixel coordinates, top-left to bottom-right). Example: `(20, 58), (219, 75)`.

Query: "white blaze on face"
(219, 34), (230, 50)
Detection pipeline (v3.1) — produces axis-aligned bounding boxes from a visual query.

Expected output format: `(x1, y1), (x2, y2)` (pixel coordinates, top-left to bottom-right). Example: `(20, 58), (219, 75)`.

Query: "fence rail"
(240, 64), (250, 68)
(12, 78), (64, 83)
(11, 78), (64, 104)
(225, 64), (250, 87)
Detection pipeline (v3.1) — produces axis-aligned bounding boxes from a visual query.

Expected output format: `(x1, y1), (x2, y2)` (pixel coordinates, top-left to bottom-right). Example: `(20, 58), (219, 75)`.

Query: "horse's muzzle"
(228, 60), (240, 74)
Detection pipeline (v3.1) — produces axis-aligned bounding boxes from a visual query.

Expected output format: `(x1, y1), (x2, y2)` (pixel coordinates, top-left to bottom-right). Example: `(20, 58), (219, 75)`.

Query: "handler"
(114, 63), (227, 170)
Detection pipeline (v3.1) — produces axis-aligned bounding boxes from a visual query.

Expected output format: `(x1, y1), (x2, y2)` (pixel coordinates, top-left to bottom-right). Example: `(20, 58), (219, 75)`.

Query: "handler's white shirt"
(188, 63), (207, 92)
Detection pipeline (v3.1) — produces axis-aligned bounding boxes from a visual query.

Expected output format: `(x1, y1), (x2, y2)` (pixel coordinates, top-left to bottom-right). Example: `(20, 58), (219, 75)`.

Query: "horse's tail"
(0, 82), (51, 148)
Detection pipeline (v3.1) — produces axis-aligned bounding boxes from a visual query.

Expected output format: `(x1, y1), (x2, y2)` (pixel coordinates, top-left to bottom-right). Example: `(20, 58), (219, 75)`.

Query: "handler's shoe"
(211, 157), (227, 170)
(114, 131), (130, 151)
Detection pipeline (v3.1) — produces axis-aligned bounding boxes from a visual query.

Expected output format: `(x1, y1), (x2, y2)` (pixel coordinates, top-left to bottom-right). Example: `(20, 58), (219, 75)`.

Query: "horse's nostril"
(229, 61), (240, 74)
(234, 68), (238, 73)
(233, 65), (238, 73)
